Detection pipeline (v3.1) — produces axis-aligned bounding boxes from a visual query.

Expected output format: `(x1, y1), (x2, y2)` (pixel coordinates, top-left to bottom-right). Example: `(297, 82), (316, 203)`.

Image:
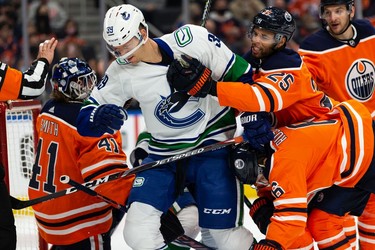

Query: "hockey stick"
(244, 195), (252, 208)
(11, 136), (243, 210)
(63, 176), (214, 250)
(200, 0), (212, 27)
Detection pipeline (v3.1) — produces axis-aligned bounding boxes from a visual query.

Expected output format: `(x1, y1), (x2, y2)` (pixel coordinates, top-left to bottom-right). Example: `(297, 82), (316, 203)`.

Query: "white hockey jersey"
(89, 24), (251, 155)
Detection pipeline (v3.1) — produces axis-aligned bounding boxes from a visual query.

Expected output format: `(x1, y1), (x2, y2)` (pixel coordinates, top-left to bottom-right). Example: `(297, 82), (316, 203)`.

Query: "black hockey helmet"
(250, 6), (296, 42)
(319, 0), (354, 17)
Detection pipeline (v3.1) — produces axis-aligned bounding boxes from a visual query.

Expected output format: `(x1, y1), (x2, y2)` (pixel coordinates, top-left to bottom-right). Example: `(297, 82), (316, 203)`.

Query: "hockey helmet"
(103, 4), (149, 60)
(320, 0), (354, 17)
(51, 57), (97, 100)
(250, 6), (296, 42)
(230, 142), (264, 185)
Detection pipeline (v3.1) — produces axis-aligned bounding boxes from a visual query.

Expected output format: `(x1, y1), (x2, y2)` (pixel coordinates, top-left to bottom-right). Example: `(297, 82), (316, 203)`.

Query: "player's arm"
(167, 55), (306, 113)
(0, 38), (57, 101)
(76, 67), (130, 137)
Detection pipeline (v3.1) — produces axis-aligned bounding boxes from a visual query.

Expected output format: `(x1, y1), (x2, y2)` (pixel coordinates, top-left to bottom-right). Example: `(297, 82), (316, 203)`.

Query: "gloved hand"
(249, 197), (274, 235)
(240, 112), (274, 150)
(129, 147), (149, 167)
(167, 55), (216, 98)
(90, 104), (127, 135)
(252, 239), (282, 250)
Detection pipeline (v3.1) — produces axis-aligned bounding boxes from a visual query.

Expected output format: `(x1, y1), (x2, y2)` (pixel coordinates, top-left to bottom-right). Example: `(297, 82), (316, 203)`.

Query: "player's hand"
(37, 37), (58, 65)
(129, 147), (149, 167)
(241, 112), (274, 150)
(90, 104), (127, 135)
(167, 55), (216, 98)
(249, 197), (274, 235)
(252, 239), (282, 250)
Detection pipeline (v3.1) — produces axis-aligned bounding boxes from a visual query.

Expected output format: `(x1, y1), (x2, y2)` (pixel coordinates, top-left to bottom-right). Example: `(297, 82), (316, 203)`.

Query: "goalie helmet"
(319, 0), (354, 17)
(103, 4), (149, 59)
(250, 6), (296, 42)
(51, 57), (97, 100)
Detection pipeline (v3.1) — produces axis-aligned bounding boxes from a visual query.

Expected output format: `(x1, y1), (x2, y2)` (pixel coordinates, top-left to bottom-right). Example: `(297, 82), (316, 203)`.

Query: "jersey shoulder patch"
(173, 25), (194, 47)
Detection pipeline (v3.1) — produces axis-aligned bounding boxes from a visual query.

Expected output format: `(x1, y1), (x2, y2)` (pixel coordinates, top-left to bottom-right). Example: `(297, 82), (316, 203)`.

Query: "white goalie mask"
(103, 4), (149, 62)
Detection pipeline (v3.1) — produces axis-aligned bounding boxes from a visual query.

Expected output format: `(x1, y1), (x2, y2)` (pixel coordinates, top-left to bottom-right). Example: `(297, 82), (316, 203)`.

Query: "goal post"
(0, 100), (48, 250)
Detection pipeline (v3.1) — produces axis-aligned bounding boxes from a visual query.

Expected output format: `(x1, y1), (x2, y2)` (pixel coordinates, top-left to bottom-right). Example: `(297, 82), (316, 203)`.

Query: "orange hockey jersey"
(0, 59), (49, 100)
(264, 99), (374, 249)
(299, 19), (375, 118)
(216, 48), (338, 127)
(28, 99), (134, 245)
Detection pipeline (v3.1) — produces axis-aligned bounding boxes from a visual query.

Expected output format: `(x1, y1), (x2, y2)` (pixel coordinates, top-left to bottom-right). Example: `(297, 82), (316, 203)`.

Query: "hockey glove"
(252, 240), (282, 250)
(160, 209), (185, 244)
(167, 55), (216, 98)
(240, 112), (274, 151)
(90, 104), (127, 136)
(250, 197), (274, 235)
(129, 147), (149, 168)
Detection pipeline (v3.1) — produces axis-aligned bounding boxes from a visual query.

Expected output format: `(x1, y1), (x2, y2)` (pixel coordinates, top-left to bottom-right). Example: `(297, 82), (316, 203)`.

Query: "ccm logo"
(203, 208), (231, 214)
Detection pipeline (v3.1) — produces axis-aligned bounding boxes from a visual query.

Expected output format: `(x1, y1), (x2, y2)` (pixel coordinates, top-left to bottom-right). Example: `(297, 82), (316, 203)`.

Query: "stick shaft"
(200, 0), (212, 27)
(12, 136), (243, 209)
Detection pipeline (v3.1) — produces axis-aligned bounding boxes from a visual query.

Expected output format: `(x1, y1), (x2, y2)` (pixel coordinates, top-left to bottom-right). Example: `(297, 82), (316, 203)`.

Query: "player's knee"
(201, 226), (254, 250)
(177, 205), (200, 239)
(123, 202), (165, 249)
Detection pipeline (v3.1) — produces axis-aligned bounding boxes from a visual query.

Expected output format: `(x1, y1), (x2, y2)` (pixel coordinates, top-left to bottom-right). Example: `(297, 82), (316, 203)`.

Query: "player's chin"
(127, 56), (138, 64)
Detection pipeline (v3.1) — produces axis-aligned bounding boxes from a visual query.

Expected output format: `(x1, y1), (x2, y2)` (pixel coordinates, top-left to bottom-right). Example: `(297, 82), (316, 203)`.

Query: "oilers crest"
(346, 59), (375, 101)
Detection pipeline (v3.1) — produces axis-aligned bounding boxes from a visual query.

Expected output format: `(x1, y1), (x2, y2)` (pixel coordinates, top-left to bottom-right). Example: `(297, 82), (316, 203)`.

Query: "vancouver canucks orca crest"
(155, 94), (205, 128)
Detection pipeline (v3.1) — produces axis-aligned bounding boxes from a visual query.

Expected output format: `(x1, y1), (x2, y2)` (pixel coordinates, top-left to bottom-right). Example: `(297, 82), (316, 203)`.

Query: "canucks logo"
(121, 11), (130, 21)
(346, 59), (375, 101)
(155, 94), (204, 128)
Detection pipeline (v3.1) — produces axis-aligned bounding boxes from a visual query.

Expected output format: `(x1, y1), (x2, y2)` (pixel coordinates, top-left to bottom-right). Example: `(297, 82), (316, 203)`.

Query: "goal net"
(0, 100), (47, 250)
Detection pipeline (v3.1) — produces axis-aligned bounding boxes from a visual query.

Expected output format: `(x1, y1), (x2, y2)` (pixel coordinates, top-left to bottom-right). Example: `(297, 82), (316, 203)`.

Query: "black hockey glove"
(252, 239), (282, 250)
(241, 112), (274, 151)
(129, 147), (149, 167)
(160, 209), (184, 244)
(167, 55), (217, 98)
(249, 197), (274, 235)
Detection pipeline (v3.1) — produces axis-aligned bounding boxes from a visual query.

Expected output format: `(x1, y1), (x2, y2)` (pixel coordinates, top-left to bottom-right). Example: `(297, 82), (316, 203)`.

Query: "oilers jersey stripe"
(337, 105), (357, 178)
(37, 212), (112, 236)
(36, 206), (112, 227)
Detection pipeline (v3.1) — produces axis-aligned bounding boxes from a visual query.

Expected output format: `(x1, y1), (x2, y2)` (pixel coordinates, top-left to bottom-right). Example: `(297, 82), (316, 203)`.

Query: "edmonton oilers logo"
(346, 59), (375, 101)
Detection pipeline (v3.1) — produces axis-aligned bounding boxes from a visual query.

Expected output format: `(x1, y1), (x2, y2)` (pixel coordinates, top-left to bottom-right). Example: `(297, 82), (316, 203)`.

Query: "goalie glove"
(250, 197), (274, 235)
(167, 55), (217, 98)
(252, 239), (282, 250)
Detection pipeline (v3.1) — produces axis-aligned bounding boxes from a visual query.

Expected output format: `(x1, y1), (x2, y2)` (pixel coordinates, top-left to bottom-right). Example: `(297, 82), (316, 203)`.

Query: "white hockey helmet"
(103, 4), (149, 60)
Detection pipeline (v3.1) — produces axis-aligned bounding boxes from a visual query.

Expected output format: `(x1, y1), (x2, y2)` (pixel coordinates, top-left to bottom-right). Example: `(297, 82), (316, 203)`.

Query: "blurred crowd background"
(1, 0), (375, 106)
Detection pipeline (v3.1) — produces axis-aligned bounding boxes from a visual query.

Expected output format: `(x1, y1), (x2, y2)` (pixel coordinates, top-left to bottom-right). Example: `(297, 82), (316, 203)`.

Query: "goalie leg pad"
(123, 202), (166, 249)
